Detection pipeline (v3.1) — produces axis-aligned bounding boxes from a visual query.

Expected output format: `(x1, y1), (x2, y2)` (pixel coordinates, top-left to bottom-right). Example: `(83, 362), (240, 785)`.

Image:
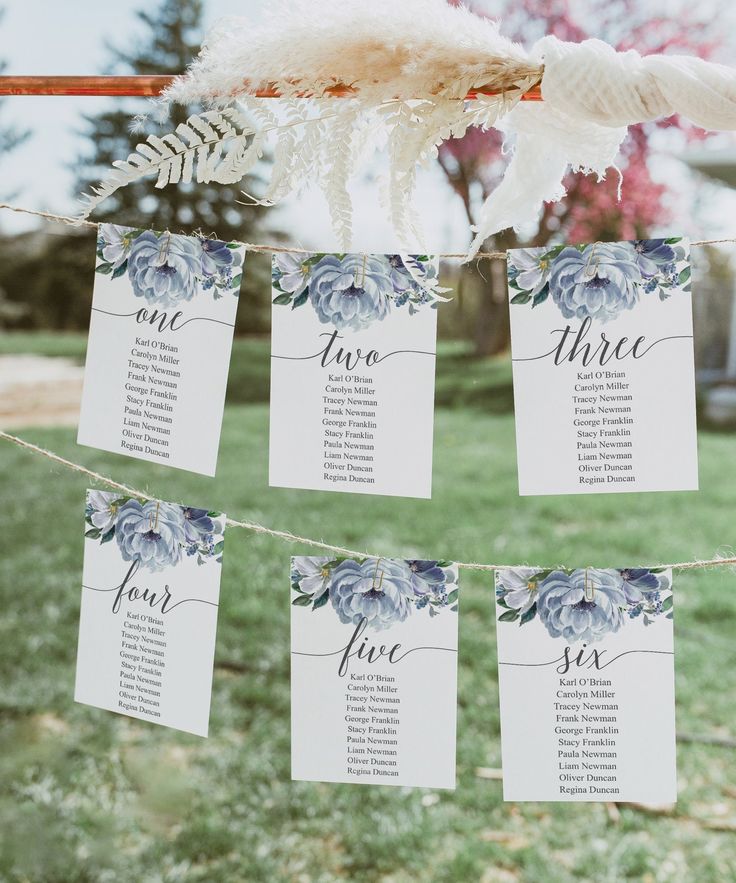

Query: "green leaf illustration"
(532, 289), (549, 308)
(312, 592), (330, 611)
(520, 602), (538, 625)
(510, 292), (532, 305)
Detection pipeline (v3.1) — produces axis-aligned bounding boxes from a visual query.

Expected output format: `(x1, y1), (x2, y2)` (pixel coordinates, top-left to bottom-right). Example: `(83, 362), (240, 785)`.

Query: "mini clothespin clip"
(158, 230), (172, 263)
(355, 253), (368, 289)
(149, 501), (160, 533)
(372, 558), (384, 591)
(583, 243), (601, 278)
(584, 567), (595, 602)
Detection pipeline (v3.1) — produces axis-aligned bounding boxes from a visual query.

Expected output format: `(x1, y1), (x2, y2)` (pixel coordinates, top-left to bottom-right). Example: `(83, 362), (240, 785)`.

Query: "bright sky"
(0, 0), (469, 250)
(1, 0), (735, 250)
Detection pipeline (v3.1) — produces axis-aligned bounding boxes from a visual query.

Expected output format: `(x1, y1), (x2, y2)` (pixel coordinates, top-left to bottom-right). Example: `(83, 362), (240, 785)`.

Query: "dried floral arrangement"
(78, 0), (736, 257)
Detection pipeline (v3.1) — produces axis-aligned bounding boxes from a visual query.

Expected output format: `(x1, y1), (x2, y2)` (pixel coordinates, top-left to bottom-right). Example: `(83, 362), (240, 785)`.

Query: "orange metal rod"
(0, 75), (542, 100)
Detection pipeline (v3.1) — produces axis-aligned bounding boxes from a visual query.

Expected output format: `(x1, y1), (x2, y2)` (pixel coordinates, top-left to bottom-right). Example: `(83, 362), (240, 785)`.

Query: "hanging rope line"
(2, 199), (735, 571)
(1, 430), (734, 574)
(2, 202), (736, 259)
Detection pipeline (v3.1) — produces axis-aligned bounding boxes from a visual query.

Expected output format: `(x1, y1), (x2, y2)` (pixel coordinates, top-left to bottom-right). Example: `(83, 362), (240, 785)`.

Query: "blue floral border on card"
(272, 253), (448, 331)
(496, 567), (673, 643)
(507, 238), (690, 324)
(291, 556), (459, 631)
(96, 224), (243, 309)
(85, 490), (224, 572)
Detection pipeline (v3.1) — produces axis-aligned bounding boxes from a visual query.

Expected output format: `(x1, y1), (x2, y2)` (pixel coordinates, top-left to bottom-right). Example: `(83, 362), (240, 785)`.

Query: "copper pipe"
(0, 75), (542, 100)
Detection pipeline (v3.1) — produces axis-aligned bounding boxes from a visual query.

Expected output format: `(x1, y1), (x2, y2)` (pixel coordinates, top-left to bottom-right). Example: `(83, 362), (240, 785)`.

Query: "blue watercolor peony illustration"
(496, 566), (673, 641)
(330, 558), (415, 630)
(309, 254), (391, 331)
(508, 238), (689, 323)
(95, 224), (243, 308)
(291, 556), (459, 630)
(126, 231), (201, 308)
(272, 252), (447, 331)
(115, 500), (189, 572)
(85, 490), (224, 571)
(535, 569), (627, 642)
(549, 243), (641, 323)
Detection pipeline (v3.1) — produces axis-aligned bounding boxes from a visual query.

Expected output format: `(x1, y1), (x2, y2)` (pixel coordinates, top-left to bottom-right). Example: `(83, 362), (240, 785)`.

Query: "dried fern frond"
(78, 0), (542, 250)
(79, 107), (264, 216)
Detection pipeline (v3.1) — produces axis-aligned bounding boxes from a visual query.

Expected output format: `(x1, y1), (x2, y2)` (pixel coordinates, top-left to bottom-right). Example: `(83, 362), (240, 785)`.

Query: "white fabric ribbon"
(468, 36), (736, 257)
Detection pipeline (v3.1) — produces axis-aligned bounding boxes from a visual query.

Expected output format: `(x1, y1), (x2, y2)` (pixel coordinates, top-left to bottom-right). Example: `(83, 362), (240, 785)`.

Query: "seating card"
(269, 253), (443, 498)
(75, 489), (225, 736)
(291, 556), (459, 788)
(495, 566), (677, 802)
(78, 224), (244, 476)
(507, 238), (698, 495)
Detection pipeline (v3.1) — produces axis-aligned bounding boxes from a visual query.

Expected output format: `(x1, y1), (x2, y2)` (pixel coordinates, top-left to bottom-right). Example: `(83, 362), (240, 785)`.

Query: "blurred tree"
(439, 0), (724, 355)
(0, 6), (32, 325)
(61, 0), (272, 332)
(0, 0), (280, 332)
(0, 7), (30, 199)
(2, 0), (278, 331)
(75, 0), (266, 242)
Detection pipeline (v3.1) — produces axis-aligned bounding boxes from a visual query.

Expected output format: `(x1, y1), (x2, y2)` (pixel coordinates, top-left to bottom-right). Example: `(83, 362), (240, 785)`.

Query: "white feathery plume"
(77, 1), (736, 257)
(77, 0), (539, 251)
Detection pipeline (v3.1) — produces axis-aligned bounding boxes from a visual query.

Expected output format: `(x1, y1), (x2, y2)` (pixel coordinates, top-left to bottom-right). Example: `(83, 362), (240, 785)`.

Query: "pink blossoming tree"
(440, 0), (722, 355)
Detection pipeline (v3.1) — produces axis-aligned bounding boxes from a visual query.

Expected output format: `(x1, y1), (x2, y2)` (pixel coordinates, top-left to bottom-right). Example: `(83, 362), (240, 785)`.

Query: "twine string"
(3, 202), (735, 258)
(1, 430), (734, 574)
(2, 200), (735, 571)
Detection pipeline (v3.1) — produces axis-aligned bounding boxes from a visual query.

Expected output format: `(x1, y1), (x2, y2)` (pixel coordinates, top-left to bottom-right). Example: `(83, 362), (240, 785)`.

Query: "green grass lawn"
(1, 335), (736, 881)
(0, 332), (516, 412)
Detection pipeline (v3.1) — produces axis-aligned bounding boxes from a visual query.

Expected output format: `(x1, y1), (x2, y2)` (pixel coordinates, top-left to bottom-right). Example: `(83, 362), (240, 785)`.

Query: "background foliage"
(2, 0), (736, 879)
(2, 335), (736, 882)
(0, 0), (734, 355)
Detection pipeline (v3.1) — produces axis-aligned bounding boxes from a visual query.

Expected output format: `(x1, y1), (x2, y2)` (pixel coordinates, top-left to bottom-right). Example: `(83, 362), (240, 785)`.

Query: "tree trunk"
(473, 228), (518, 357)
